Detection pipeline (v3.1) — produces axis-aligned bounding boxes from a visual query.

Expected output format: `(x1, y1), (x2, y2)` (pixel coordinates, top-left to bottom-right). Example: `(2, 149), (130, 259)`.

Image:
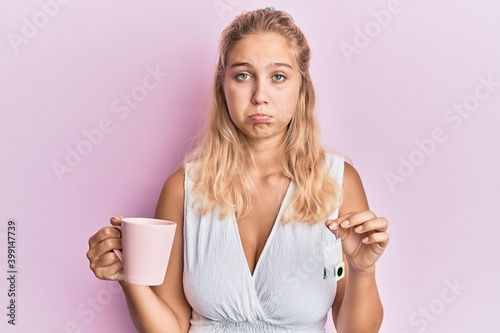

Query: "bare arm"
(328, 162), (388, 333)
(121, 168), (191, 332)
(88, 169), (191, 333)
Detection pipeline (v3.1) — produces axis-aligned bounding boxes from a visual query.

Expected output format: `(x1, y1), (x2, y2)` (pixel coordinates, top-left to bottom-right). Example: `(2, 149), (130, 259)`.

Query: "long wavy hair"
(184, 9), (341, 223)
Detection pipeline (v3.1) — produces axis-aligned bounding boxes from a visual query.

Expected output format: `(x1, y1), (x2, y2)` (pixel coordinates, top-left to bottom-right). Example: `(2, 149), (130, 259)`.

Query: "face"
(223, 33), (302, 144)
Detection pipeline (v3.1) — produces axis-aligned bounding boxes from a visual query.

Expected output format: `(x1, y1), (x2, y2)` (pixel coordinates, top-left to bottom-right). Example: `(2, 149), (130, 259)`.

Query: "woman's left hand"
(326, 210), (389, 274)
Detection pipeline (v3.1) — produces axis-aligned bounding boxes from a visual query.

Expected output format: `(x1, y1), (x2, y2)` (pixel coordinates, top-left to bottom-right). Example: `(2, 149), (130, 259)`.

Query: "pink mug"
(114, 217), (176, 286)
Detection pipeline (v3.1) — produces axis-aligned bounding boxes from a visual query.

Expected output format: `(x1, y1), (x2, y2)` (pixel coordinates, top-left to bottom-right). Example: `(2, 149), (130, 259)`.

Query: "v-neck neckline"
(233, 181), (293, 278)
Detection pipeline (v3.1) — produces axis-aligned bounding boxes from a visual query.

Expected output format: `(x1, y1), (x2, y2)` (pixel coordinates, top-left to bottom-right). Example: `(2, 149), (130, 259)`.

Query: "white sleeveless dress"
(183, 154), (344, 333)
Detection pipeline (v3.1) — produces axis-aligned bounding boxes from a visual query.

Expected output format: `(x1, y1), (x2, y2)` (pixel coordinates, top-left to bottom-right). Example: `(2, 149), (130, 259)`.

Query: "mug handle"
(113, 249), (123, 262)
(112, 225), (123, 262)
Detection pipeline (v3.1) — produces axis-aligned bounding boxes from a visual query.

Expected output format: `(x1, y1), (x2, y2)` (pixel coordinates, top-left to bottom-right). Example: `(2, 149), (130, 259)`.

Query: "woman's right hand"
(87, 216), (124, 281)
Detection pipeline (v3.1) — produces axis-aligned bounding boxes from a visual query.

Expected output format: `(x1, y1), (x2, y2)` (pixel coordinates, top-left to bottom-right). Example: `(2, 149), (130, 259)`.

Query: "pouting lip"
(248, 113), (272, 118)
(249, 114), (272, 122)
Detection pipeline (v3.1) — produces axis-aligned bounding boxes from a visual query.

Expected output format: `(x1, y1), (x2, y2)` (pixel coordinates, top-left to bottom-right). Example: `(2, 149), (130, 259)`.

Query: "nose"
(251, 78), (268, 105)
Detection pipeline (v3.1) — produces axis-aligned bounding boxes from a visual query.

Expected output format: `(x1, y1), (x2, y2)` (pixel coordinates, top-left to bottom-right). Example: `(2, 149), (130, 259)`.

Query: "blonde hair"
(184, 9), (341, 223)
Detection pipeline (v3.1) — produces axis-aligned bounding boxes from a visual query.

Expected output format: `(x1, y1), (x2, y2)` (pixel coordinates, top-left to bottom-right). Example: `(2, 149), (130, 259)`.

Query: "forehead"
(227, 33), (297, 67)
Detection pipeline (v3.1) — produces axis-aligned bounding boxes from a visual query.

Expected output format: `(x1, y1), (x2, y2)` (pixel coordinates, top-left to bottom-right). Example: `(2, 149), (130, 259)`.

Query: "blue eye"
(273, 74), (286, 82)
(236, 73), (251, 80)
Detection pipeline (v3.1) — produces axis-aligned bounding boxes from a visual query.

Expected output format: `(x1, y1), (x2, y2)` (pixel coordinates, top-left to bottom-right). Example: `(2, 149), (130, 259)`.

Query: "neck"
(246, 134), (286, 177)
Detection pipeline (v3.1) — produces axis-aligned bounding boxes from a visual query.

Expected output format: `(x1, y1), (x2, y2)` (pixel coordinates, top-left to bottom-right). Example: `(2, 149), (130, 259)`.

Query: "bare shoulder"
(155, 167), (185, 223)
(342, 161), (362, 188)
(163, 167), (185, 194)
(340, 161), (369, 214)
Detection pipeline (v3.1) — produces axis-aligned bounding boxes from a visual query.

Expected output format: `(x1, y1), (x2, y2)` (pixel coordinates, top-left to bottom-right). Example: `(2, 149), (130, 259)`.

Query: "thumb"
(325, 219), (346, 240)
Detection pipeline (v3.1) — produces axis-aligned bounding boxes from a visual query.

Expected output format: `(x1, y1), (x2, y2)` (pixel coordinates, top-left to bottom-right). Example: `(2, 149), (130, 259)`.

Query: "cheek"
(225, 85), (249, 112)
(291, 84), (302, 108)
(224, 91), (236, 116)
(222, 83), (235, 109)
(280, 86), (301, 112)
(223, 88), (240, 122)
(223, 79), (237, 102)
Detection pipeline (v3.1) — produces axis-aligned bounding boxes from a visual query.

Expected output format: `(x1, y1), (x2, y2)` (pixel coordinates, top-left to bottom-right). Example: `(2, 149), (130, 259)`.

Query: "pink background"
(1, 0), (499, 332)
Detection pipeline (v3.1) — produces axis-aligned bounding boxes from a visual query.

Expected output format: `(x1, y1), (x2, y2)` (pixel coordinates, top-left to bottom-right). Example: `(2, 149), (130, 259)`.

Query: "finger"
(88, 226), (121, 248)
(91, 250), (121, 269)
(87, 236), (122, 263)
(325, 220), (351, 241)
(110, 267), (124, 281)
(325, 219), (339, 230)
(338, 211), (378, 229)
(326, 214), (362, 230)
(325, 219), (342, 238)
(93, 258), (124, 281)
(353, 217), (388, 234)
(89, 250), (123, 279)
(361, 231), (390, 247)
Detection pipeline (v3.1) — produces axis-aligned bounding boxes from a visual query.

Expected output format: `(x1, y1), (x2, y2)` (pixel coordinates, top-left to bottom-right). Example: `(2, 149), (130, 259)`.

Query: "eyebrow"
(229, 62), (293, 70)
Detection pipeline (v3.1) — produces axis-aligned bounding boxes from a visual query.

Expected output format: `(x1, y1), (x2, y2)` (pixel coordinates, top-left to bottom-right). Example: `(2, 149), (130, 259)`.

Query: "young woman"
(87, 8), (389, 333)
